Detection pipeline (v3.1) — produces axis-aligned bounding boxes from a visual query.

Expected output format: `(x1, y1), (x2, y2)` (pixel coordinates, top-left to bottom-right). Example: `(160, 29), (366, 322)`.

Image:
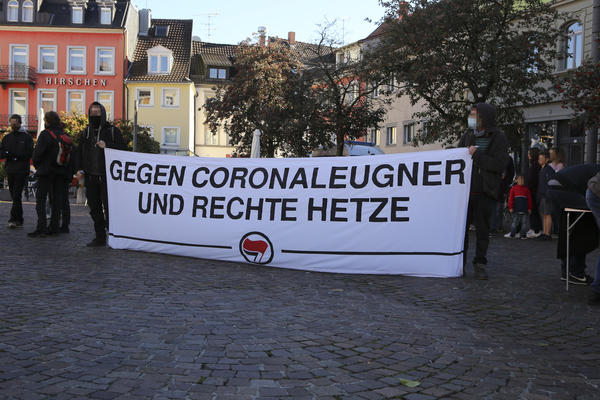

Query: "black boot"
(473, 263), (488, 280)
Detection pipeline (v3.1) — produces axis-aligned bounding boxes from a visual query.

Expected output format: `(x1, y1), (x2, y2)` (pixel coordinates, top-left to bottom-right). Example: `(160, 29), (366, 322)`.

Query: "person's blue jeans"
(586, 189), (600, 294)
(510, 212), (528, 236)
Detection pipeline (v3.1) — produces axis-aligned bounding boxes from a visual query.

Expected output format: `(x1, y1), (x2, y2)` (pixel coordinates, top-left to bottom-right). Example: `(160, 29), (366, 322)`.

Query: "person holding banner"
(459, 103), (509, 279)
(75, 102), (126, 247)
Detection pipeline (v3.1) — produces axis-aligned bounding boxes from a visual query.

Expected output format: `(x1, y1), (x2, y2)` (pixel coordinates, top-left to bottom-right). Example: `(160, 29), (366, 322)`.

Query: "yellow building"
(125, 18), (195, 155)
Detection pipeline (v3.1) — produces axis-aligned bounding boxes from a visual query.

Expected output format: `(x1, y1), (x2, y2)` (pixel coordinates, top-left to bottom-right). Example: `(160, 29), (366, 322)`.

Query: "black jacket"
(33, 125), (66, 176)
(527, 158), (540, 200)
(458, 103), (509, 200)
(75, 102), (126, 176)
(0, 127), (33, 174)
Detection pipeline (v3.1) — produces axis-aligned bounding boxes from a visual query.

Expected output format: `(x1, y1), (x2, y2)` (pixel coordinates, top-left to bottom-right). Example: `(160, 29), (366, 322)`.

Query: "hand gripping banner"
(105, 148), (472, 277)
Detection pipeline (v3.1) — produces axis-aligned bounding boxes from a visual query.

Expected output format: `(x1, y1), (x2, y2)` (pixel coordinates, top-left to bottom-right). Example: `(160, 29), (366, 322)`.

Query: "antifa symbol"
(239, 232), (274, 265)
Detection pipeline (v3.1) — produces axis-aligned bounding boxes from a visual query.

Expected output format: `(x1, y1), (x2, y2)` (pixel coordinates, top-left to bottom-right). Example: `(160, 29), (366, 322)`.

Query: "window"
(38, 46), (57, 73)
(95, 91), (114, 120)
(386, 127), (397, 146)
(564, 22), (582, 70)
(7, 0), (18, 21)
(368, 128), (379, 145)
(136, 88), (154, 106)
(346, 81), (359, 104)
(10, 45), (28, 79)
(421, 121), (429, 138)
(209, 68), (227, 79)
(403, 123), (414, 144)
(155, 25), (169, 37)
(162, 88), (179, 107)
(39, 90), (56, 114)
(205, 127), (219, 145)
(72, 6), (83, 24)
(369, 82), (379, 99)
(67, 47), (86, 74)
(162, 127), (180, 147)
(95, 47), (114, 74)
(147, 46), (172, 74)
(23, 0), (33, 22)
(100, 7), (111, 25)
(67, 90), (85, 114)
(10, 89), (27, 125)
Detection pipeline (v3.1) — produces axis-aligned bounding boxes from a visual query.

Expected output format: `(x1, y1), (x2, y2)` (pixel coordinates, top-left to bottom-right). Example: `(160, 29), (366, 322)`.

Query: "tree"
(205, 40), (321, 158)
(60, 112), (160, 153)
(556, 62), (600, 128)
(373, 0), (562, 146)
(302, 22), (390, 155)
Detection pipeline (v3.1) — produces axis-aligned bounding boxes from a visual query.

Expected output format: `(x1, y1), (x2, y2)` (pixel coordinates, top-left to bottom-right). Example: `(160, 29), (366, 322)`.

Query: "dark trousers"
(464, 194), (495, 266)
(7, 172), (27, 224)
(61, 179), (71, 228)
(530, 201), (542, 232)
(36, 175), (63, 233)
(85, 175), (109, 239)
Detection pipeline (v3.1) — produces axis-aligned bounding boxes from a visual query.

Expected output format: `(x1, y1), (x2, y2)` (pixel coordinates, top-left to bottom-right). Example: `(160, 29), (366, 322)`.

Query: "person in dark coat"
(586, 171), (600, 305)
(548, 164), (600, 285)
(0, 114), (34, 228)
(490, 156), (514, 233)
(459, 103), (510, 279)
(75, 102), (126, 247)
(29, 111), (66, 237)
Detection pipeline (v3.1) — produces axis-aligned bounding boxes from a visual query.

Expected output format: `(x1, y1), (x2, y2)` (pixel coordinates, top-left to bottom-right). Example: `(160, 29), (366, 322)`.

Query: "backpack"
(47, 130), (73, 166)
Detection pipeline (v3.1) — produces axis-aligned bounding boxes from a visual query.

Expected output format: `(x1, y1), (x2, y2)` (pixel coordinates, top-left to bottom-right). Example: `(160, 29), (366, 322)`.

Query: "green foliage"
(556, 62), (600, 128)
(59, 112), (160, 154)
(374, 0), (562, 147)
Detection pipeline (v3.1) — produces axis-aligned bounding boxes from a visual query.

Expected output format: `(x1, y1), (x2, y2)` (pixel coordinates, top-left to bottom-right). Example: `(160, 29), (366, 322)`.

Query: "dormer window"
(72, 6), (83, 24)
(23, 0), (34, 23)
(147, 45), (173, 74)
(7, 0), (19, 22)
(100, 7), (112, 24)
(155, 25), (169, 37)
(209, 68), (227, 79)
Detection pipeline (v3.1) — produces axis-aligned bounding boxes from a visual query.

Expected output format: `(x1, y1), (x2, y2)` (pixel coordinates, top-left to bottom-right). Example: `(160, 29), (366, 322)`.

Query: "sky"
(132, 0), (387, 46)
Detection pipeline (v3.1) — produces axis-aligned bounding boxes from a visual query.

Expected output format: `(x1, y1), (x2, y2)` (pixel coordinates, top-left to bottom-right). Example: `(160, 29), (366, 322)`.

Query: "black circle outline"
(239, 231), (274, 265)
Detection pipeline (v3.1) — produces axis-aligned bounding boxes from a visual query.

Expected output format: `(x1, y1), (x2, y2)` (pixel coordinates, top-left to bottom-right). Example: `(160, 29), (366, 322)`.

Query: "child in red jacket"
(504, 175), (532, 239)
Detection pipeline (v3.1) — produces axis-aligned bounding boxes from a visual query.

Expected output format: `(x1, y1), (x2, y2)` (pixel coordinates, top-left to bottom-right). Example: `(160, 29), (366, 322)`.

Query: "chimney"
(139, 8), (151, 36)
(258, 26), (266, 46)
(399, 1), (409, 20)
(288, 31), (295, 44)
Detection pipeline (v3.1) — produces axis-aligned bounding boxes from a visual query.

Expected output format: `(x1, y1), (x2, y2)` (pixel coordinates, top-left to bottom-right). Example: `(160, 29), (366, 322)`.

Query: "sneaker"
(527, 230), (542, 238)
(589, 292), (600, 306)
(27, 230), (47, 238)
(537, 234), (552, 241)
(504, 232), (514, 238)
(515, 233), (521, 239)
(520, 236), (527, 240)
(567, 274), (593, 285)
(7, 221), (17, 229)
(15, 222), (23, 228)
(86, 237), (106, 247)
(473, 263), (489, 280)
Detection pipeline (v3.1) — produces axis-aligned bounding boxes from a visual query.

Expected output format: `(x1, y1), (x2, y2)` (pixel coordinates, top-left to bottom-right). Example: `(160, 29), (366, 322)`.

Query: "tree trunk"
(336, 132), (345, 156)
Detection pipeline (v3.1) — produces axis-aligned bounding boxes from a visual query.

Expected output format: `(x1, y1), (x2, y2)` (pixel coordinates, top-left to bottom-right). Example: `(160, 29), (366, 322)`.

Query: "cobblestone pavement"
(0, 200), (599, 400)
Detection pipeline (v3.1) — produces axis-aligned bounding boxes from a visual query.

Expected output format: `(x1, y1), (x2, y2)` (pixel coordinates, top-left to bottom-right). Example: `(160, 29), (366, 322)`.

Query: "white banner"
(105, 148), (472, 277)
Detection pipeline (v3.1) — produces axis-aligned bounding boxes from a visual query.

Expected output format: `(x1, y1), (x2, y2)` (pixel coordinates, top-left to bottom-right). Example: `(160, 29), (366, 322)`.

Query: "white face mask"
(468, 117), (477, 130)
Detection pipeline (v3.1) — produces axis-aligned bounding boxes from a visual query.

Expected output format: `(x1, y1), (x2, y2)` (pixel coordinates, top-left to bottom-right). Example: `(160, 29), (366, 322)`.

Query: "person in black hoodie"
(29, 111), (65, 237)
(459, 103), (509, 279)
(0, 114), (34, 228)
(75, 102), (126, 247)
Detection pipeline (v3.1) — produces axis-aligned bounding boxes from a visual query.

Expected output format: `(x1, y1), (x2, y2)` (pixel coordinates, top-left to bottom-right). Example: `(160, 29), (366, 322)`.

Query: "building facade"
(125, 17), (195, 155)
(0, 0), (138, 131)
(191, 40), (236, 158)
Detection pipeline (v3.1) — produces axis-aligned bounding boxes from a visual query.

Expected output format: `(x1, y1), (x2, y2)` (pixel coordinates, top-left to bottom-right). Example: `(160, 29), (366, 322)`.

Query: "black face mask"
(89, 115), (102, 128)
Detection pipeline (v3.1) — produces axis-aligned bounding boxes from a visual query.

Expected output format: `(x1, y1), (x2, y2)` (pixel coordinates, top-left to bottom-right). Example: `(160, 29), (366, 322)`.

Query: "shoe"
(515, 233), (521, 239)
(520, 236), (527, 240)
(7, 221), (17, 229)
(504, 232), (514, 238)
(15, 222), (23, 228)
(473, 263), (489, 280)
(59, 226), (69, 234)
(589, 292), (600, 306)
(562, 274), (593, 285)
(27, 230), (47, 238)
(86, 238), (106, 247)
(527, 230), (542, 238)
(537, 234), (552, 241)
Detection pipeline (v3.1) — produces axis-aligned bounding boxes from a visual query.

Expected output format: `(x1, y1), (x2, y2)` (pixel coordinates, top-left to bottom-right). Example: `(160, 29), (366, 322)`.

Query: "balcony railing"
(0, 65), (37, 88)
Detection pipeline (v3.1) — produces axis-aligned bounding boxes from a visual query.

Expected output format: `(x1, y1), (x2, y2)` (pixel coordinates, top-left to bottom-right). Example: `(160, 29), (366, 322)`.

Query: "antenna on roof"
(193, 13), (220, 40)
(341, 16), (349, 45)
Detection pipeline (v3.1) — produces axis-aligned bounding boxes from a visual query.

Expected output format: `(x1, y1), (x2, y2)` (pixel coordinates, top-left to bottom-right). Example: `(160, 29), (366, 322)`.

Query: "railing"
(0, 65), (37, 86)
(0, 114), (39, 131)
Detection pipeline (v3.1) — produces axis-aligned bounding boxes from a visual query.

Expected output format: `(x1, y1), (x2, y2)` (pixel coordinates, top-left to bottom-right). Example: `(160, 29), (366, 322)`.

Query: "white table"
(565, 207), (592, 291)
